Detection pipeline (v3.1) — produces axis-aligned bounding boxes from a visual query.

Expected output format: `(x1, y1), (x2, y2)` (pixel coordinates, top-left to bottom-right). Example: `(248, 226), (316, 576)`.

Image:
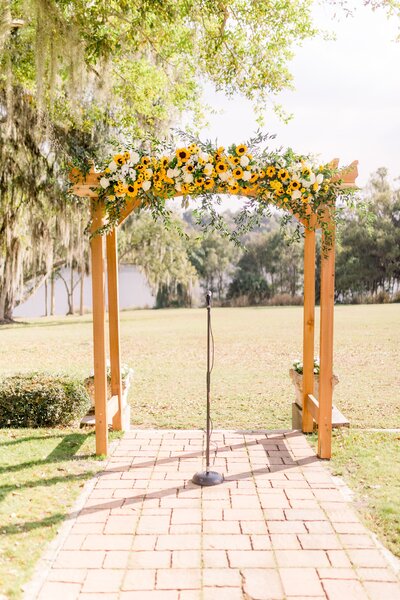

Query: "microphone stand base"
(192, 470), (224, 486)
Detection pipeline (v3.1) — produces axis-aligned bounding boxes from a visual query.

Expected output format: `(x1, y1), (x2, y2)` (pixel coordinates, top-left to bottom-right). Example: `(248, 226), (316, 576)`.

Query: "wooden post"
(90, 200), (108, 456)
(106, 229), (123, 431)
(50, 273), (55, 316)
(302, 226), (316, 433)
(79, 265), (85, 316)
(318, 219), (336, 459)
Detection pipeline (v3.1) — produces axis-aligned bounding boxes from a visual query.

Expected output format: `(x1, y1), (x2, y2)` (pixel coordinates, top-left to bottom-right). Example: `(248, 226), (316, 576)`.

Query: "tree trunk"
(44, 279), (48, 316)
(79, 266), (84, 316)
(50, 273), (55, 315)
(70, 266), (74, 315)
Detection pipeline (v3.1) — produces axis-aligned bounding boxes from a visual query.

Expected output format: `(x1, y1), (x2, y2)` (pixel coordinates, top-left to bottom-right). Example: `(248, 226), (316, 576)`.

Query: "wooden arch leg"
(90, 201), (108, 456)
(318, 223), (336, 459)
(106, 228), (123, 431)
(302, 227), (316, 433)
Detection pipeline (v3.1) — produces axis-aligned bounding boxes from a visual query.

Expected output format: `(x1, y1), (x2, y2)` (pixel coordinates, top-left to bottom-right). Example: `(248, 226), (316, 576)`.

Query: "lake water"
(14, 265), (156, 318)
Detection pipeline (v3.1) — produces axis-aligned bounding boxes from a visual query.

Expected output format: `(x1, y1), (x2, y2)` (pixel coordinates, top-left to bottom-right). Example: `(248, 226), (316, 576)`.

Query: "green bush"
(0, 373), (91, 428)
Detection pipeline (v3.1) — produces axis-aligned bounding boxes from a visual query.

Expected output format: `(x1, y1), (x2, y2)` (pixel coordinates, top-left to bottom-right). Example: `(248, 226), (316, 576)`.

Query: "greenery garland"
(72, 133), (356, 250)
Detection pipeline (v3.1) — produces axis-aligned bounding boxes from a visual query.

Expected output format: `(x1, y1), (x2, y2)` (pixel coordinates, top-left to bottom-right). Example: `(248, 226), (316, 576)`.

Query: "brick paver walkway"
(28, 430), (400, 599)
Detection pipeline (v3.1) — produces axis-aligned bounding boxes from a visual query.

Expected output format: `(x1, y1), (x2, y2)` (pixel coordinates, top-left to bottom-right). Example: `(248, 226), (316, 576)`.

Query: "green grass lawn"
(0, 429), (119, 598)
(0, 304), (399, 595)
(1, 304), (399, 429)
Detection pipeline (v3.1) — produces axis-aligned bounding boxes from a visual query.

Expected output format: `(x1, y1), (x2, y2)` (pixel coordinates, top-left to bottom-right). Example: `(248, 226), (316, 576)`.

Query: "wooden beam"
(302, 225), (316, 433)
(106, 229), (123, 431)
(306, 394), (319, 422)
(90, 200), (108, 456)
(318, 219), (336, 459)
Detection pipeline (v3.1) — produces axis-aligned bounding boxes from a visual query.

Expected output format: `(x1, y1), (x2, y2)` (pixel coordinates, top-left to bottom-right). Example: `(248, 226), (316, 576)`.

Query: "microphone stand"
(192, 291), (224, 487)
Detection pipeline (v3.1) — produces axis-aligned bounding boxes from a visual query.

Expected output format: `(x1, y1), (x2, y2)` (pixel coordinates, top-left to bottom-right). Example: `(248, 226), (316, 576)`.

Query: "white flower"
(145, 168), (153, 177)
(142, 180), (151, 191)
(199, 151), (209, 162)
(108, 161), (117, 172)
(167, 168), (175, 179)
(242, 171), (252, 181)
(309, 172), (316, 184)
(316, 173), (324, 184)
(218, 171), (229, 182)
(203, 163), (213, 176)
(240, 155), (250, 167)
(130, 151), (140, 164)
(128, 169), (137, 181)
(291, 190), (302, 200)
(99, 177), (109, 189)
(301, 179), (312, 188)
(183, 173), (194, 184)
(175, 182), (182, 192)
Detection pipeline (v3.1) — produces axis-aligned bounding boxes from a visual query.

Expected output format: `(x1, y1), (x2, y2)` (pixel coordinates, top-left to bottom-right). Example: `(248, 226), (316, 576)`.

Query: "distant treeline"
(119, 168), (400, 308)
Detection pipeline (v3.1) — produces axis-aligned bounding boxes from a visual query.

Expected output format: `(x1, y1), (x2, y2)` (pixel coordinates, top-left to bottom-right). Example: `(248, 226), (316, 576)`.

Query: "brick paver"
(26, 430), (400, 599)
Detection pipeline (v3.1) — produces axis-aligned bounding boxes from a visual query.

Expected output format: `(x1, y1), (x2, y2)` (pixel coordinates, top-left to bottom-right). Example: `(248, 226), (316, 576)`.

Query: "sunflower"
(302, 193), (311, 203)
(277, 168), (289, 182)
(136, 164), (144, 172)
(228, 183), (239, 194)
(236, 144), (247, 156)
(176, 148), (190, 163)
(114, 183), (126, 197)
(258, 170), (265, 179)
(290, 180), (301, 190)
(266, 166), (276, 178)
(113, 154), (125, 166)
(189, 143), (200, 154)
(141, 156), (150, 166)
(232, 167), (243, 180)
(126, 183), (137, 197)
(215, 161), (228, 173)
(204, 179), (214, 190)
(123, 151), (130, 161)
(249, 173), (259, 184)
(195, 176), (205, 187)
(160, 157), (169, 168)
(186, 164), (195, 173)
(312, 182), (319, 192)
(302, 166), (311, 177)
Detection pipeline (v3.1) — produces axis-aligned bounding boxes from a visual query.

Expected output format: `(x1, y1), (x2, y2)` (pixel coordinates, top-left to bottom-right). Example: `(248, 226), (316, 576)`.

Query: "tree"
(119, 213), (197, 308)
(335, 168), (400, 301)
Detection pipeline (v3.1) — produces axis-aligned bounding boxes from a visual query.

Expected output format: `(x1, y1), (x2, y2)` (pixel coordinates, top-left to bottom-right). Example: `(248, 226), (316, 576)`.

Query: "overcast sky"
(200, 3), (400, 187)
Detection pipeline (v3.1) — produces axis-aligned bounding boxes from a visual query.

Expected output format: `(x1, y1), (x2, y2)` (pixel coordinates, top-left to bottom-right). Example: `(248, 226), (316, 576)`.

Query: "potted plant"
(84, 361), (134, 409)
(289, 358), (339, 408)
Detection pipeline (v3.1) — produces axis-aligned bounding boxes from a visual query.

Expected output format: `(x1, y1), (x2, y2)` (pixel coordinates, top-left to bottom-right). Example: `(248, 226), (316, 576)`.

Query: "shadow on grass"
(0, 316), (92, 331)
(0, 512), (70, 535)
(0, 432), (70, 448)
(0, 432), (95, 476)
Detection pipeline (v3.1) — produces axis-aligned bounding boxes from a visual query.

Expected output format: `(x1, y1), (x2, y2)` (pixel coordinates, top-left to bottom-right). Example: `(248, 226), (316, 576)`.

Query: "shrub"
(0, 373), (91, 428)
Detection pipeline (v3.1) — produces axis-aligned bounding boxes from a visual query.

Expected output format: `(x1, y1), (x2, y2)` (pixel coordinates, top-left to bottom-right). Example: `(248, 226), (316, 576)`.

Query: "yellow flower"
(266, 166), (276, 178)
(114, 184), (126, 197)
(181, 183), (190, 195)
(217, 146), (225, 154)
(176, 148), (190, 163)
(236, 144), (247, 156)
(249, 173), (259, 184)
(126, 183), (137, 197)
(113, 154), (125, 166)
(195, 176), (205, 187)
(185, 164), (195, 173)
(123, 151), (130, 161)
(312, 182), (319, 192)
(204, 179), (214, 190)
(228, 183), (239, 194)
(141, 156), (151, 166)
(290, 180), (301, 190)
(215, 161), (228, 173)
(136, 164), (144, 172)
(104, 168), (111, 174)
(258, 170), (265, 179)
(189, 143), (200, 154)
(232, 167), (244, 180)
(277, 168), (290, 182)
(302, 166), (311, 177)
(160, 156), (169, 168)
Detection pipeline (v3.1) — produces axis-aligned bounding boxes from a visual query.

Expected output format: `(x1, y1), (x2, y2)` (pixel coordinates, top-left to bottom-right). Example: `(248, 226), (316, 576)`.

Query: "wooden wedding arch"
(72, 159), (358, 459)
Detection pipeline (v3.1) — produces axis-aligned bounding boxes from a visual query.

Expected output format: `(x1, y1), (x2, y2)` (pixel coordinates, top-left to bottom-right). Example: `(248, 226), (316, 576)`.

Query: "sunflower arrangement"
(81, 135), (353, 247)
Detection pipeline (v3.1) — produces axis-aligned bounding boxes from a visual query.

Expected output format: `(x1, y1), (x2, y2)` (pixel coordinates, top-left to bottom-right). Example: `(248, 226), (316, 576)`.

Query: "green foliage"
(335, 168), (400, 302)
(0, 374), (90, 427)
